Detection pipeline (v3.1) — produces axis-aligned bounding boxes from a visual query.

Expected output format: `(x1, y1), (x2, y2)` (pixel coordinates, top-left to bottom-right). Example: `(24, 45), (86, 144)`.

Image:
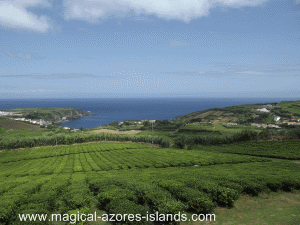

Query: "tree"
(142, 120), (150, 127)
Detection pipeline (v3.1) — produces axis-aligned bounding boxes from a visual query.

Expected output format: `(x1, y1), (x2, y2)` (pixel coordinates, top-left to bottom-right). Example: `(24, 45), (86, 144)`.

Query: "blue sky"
(1, 0), (300, 99)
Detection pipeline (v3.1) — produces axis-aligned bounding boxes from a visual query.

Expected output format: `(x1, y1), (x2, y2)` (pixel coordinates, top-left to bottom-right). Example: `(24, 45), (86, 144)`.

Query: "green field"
(0, 118), (42, 130)
(271, 101), (300, 118)
(194, 140), (300, 160)
(1, 101), (300, 224)
(0, 126), (5, 134)
(135, 130), (172, 137)
(171, 102), (278, 125)
(0, 142), (300, 224)
(180, 123), (262, 135)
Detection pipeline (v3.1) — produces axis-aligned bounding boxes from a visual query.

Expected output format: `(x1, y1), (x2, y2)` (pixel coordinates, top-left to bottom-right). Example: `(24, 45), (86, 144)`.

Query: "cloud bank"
(0, 0), (51, 32)
(63, 0), (268, 22)
(0, 73), (111, 79)
(6, 51), (44, 60)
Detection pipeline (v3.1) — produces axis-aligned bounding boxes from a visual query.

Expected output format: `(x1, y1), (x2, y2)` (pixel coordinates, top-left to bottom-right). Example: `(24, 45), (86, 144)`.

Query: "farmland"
(0, 142), (300, 224)
(1, 101), (300, 224)
(171, 102), (278, 125)
(271, 100), (300, 118)
(194, 140), (300, 160)
(0, 118), (42, 130)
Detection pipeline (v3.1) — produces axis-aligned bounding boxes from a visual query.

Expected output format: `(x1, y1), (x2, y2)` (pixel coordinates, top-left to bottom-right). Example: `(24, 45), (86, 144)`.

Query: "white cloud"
(163, 71), (204, 76)
(63, 0), (268, 22)
(6, 51), (44, 60)
(0, 73), (112, 79)
(0, 0), (51, 32)
(7, 89), (56, 93)
(237, 71), (269, 75)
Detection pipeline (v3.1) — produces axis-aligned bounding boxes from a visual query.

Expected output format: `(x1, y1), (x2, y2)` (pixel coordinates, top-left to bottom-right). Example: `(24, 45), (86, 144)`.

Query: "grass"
(277, 101), (300, 115)
(0, 126), (5, 134)
(181, 190), (300, 225)
(88, 129), (142, 135)
(136, 130), (172, 137)
(180, 123), (262, 135)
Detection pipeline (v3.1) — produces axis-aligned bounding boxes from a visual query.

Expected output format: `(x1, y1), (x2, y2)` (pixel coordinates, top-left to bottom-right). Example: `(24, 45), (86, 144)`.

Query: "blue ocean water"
(0, 97), (298, 129)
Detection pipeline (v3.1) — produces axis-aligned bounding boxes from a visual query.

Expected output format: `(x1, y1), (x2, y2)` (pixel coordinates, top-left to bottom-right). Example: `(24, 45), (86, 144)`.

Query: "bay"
(0, 97), (298, 129)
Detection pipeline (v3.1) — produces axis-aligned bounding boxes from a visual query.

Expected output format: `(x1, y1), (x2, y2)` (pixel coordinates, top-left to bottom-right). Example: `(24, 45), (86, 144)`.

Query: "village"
(118, 120), (156, 126)
(0, 111), (81, 131)
(1, 105), (300, 132)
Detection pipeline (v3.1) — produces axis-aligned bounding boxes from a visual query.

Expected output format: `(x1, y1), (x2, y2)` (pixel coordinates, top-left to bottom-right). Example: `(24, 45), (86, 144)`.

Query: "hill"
(171, 102), (279, 124)
(1, 107), (94, 123)
(0, 118), (43, 130)
(270, 100), (300, 119)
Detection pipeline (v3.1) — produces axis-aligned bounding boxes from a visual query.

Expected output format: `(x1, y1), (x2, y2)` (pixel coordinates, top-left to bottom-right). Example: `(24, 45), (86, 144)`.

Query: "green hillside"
(2, 107), (85, 122)
(171, 102), (278, 124)
(270, 100), (300, 119)
(0, 118), (43, 130)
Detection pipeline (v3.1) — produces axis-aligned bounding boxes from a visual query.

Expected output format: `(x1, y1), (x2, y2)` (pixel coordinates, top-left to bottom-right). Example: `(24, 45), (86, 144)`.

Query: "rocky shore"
(54, 111), (98, 124)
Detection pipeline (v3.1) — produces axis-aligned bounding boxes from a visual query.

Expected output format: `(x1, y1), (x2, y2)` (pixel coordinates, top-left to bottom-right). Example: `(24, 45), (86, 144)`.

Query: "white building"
(274, 116), (281, 122)
(14, 118), (25, 121)
(256, 108), (270, 113)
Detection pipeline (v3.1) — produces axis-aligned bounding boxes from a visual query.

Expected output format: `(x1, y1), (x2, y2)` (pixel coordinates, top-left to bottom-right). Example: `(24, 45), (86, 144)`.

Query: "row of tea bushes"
(196, 140), (300, 160)
(0, 133), (171, 150)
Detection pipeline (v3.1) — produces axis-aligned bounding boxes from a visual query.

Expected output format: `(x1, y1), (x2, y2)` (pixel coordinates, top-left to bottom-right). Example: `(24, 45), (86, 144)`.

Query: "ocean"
(0, 97), (298, 129)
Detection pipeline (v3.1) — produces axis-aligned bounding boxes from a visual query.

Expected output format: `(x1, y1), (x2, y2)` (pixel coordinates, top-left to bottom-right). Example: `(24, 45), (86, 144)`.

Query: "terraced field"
(0, 142), (299, 225)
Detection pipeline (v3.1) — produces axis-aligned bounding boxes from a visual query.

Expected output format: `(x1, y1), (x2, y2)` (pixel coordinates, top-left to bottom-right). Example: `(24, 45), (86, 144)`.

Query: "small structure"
(256, 108), (270, 113)
(227, 123), (238, 126)
(274, 116), (281, 122)
(14, 118), (26, 121)
(263, 104), (273, 108)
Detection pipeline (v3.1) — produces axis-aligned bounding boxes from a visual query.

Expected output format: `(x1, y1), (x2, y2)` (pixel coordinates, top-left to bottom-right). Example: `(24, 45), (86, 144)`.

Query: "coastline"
(54, 111), (98, 124)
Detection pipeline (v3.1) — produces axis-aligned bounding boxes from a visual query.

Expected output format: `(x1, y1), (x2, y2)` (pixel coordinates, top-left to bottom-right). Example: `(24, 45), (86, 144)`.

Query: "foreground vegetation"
(0, 142), (299, 225)
(1, 101), (300, 224)
(189, 190), (300, 225)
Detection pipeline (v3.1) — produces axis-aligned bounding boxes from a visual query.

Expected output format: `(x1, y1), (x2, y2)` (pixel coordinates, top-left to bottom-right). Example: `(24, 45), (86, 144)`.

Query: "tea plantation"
(194, 140), (300, 159)
(0, 142), (300, 224)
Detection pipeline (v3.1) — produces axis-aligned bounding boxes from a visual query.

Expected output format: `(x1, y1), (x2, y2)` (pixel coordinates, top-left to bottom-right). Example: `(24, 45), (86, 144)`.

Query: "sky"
(1, 0), (300, 99)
